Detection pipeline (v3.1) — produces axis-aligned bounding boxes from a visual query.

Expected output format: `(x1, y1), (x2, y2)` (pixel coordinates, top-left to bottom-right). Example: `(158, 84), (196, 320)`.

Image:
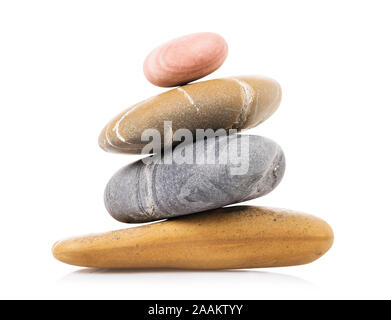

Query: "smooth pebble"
(143, 32), (228, 87)
(104, 135), (285, 223)
(99, 76), (282, 154)
(52, 206), (334, 269)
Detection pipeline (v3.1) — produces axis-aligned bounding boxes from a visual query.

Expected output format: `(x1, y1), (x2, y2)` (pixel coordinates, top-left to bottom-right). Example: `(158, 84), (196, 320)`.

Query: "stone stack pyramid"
(53, 33), (333, 269)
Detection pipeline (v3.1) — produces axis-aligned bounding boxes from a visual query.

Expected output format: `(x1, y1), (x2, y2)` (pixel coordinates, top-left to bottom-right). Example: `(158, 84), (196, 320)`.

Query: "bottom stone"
(52, 206), (333, 269)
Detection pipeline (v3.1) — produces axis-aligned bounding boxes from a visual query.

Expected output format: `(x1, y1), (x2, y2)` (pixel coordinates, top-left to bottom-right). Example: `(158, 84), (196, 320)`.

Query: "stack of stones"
(53, 33), (333, 270)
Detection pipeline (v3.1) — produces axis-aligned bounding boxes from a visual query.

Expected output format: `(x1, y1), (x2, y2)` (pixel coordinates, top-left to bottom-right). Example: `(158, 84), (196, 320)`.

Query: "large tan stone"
(52, 206), (333, 269)
(98, 76), (282, 154)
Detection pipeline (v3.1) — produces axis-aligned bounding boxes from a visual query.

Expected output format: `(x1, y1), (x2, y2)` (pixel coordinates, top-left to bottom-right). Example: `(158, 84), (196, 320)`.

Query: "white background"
(0, 0), (390, 299)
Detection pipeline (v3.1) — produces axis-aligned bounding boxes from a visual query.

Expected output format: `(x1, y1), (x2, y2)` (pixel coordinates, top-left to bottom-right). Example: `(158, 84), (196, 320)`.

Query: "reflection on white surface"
(62, 268), (312, 285)
(59, 268), (316, 299)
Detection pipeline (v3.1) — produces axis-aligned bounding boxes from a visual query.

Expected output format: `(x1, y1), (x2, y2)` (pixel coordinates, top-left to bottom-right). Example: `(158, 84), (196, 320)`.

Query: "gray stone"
(104, 135), (285, 223)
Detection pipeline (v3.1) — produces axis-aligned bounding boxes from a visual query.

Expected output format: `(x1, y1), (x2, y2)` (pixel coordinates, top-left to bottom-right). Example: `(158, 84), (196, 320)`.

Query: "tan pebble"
(99, 76), (282, 154)
(52, 206), (333, 269)
(143, 32), (228, 87)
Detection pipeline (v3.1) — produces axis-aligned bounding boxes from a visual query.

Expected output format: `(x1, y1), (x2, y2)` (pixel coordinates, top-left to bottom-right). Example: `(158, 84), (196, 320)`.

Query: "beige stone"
(99, 76), (282, 154)
(52, 206), (333, 269)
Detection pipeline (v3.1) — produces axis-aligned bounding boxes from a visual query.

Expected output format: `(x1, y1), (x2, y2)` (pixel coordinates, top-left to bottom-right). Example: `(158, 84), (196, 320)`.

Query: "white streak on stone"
(232, 78), (254, 111)
(105, 126), (117, 148)
(113, 109), (133, 143)
(143, 164), (156, 216)
(231, 78), (255, 127)
(177, 87), (199, 112)
(114, 97), (155, 144)
(105, 125), (137, 150)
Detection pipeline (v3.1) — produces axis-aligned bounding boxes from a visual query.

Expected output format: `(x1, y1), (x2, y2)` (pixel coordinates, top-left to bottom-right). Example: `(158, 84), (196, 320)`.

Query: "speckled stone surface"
(104, 135), (285, 223)
(52, 206), (334, 269)
(99, 76), (282, 154)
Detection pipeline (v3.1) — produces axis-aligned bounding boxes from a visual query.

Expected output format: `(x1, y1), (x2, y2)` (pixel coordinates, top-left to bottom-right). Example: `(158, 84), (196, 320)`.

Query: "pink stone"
(143, 32), (228, 87)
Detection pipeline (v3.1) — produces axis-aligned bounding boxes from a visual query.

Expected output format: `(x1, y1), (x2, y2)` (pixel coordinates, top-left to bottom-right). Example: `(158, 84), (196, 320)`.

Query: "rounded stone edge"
(143, 32), (229, 87)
